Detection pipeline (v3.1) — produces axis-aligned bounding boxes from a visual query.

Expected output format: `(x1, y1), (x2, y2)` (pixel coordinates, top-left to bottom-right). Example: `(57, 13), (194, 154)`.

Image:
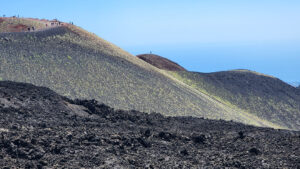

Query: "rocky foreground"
(0, 81), (299, 168)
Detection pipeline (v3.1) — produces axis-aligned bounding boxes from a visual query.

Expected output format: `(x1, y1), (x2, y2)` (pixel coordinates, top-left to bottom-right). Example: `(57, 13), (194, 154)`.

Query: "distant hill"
(169, 69), (300, 130)
(1, 81), (299, 168)
(137, 54), (186, 71)
(136, 53), (300, 130)
(0, 17), (280, 129)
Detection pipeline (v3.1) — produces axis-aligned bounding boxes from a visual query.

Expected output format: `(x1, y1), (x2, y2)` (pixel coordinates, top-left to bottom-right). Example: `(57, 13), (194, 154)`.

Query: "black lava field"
(0, 81), (299, 168)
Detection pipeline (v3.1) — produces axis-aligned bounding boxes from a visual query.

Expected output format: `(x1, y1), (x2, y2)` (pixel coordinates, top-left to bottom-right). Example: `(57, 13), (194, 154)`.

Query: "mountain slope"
(136, 53), (300, 130)
(137, 54), (186, 71)
(1, 81), (299, 168)
(0, 17), (283, 129)
(0, 23), (196, 114)
(0, 17), (50, 32)
(137, 53), (300, 130)
(288, 82), (300, 88)
(168, 70), (300, 130)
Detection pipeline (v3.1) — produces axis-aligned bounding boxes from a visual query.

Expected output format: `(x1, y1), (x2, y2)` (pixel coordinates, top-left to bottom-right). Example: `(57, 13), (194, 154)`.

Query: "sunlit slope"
(169, 70), (300, 130)
(0, 18), (283, 129)
(0, 17), (49, 32)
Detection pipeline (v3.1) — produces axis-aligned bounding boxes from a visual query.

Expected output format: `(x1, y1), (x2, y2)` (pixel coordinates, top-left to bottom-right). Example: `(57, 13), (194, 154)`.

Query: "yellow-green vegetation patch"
(230, 69), (276, 79)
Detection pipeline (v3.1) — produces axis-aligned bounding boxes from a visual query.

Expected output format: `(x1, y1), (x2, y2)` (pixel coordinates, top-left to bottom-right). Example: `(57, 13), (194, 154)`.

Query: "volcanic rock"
(0, 81), (299, 168)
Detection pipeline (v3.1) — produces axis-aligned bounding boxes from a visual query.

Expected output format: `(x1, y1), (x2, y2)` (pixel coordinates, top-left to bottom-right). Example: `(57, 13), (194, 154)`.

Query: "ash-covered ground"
(0, 81), (299, 168)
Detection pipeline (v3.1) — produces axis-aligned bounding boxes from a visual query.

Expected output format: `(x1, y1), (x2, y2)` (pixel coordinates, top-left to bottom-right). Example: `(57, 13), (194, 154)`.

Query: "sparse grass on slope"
(0, 18), (286, 129)
(168, 70), (300, 130)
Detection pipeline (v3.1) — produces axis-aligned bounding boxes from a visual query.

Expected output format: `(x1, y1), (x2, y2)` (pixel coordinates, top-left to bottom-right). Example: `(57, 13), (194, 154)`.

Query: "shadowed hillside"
(0, 81), (299, 168)
(137, 54), (186, 71)
(169, 70), (300, 130)
(0, 17), (282, 129)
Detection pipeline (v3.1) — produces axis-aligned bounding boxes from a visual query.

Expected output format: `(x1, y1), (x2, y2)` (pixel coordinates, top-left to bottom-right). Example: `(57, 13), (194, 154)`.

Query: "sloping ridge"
(0, 81), (299, 168)
(169, 69), (300, 130)
(0, 17), (285, 129)
(0, 17), (53, 32)
(137, 54), (186, 71)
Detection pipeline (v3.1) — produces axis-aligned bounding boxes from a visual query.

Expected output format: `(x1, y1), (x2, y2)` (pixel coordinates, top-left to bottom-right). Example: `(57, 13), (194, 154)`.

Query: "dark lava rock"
(180, 149), (189, 156)
(0, 81), (299, 168)
(238, 131), (245, 139)
(191, 134), (206, 144)
(158, 131), (176, 141)
(249, 147), (261, 155)
(143, 129), (151, 137)
(137, 137), (151, 148)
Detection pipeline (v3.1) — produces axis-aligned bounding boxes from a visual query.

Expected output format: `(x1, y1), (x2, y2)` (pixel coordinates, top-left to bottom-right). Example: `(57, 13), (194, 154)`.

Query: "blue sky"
(1, 0), (300, 82)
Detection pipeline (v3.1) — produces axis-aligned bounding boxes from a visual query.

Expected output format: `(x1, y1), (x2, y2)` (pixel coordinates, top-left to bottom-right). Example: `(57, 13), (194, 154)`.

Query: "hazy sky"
(1, 0), (300, 82)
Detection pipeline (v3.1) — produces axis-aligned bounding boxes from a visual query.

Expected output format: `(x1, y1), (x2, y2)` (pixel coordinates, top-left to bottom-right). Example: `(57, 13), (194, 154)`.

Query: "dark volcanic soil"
(0, 81), (299, 168)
